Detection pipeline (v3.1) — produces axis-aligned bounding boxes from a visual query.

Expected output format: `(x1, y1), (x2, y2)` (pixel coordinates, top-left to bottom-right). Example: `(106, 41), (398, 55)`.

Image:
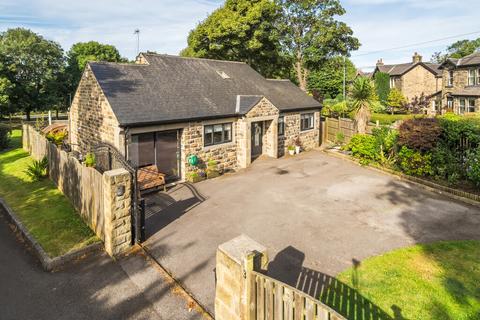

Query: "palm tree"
(350, 77), (376, 134)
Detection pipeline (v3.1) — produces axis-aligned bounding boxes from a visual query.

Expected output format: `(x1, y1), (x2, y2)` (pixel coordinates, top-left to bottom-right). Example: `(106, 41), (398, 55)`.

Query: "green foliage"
(370, 101), (386, 114)
(335, 132), (345, 145)
(66, 41), (125, 94)
(398, 118), (442, 152)
(307, 56), (357, 99)
(374, 72), (390, 105)
(346, 134), (379, 164)
(438, 113), (480, 149)
(25, 156), (48, 181)
(287, 145), (295, 151)
(387, 88), (407, 114)
(46, 131), (67, 146)
(206, 159), (221, 179)
(372, 127), (398, 162)
(350, 77), (377, 134)
(396, 146), (433, 177)
(431, 143), (463, 184)
(186, 171), (205, 183)
(182, 0), (287, 78)
(466, 148), (480, 187)
(0, 124), (10, 150)
(432, 38), (480, 63)
(322, 95), (349, 117)
(0, 28), (65, 119)
(0, 76), (13, 118)
(84, 153), (96, 167)
(371, 113), (418, 125)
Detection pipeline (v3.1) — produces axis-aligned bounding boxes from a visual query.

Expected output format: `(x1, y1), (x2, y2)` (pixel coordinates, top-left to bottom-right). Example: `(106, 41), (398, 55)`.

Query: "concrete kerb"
(323, 148), (480, 208)
(0, 197), (103, 272)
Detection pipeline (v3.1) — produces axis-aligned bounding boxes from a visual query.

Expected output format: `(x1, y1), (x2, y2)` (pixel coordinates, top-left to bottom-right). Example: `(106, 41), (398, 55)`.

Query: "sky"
(1, 0), (480, 72)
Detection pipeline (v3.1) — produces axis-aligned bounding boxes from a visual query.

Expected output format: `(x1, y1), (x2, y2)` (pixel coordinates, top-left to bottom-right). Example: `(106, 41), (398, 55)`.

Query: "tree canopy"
(387, 88), (407, 115)
(307, 56), (356, 99)
(432, 38), (480, 63)
(182, 0), (360, 89)
(350, 77), (376, 134)
(180, 0), (288, 78)
(0, 28), (65, 120)
(66, 41), (125, 94)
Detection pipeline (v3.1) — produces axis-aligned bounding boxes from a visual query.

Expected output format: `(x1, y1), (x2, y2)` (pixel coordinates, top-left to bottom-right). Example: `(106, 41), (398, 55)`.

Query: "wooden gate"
(249, 271), (345, 320)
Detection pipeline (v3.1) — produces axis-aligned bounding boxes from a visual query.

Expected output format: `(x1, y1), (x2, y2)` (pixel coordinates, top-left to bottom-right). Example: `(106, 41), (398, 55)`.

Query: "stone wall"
(69, 65), (121, 155)
(441, 67), (480, 113)
(279, 110), (320, 156)
(399, 64), (440, 101)
(246, 98), (279, 118)
(181, 121), (239, 178)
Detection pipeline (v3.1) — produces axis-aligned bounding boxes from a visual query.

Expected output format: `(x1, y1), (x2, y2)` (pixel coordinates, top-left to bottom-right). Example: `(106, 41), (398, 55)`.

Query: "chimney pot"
(413, 52), (422, 63)
(376, 58), (384, 66)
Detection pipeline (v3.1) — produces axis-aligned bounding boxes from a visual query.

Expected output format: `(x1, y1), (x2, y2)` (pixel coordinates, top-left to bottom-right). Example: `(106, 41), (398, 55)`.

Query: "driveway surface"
(143, 150), (480, 315)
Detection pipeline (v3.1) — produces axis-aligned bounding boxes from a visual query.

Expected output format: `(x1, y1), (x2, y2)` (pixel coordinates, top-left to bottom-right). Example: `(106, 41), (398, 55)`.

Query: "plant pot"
(288, 149), (295, 156)
(295, 146), (301, 154)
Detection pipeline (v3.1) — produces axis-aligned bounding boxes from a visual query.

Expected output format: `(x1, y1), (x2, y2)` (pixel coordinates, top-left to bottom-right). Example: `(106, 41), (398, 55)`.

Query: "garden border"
(0, 197), (102, 272)
(323, 149), (480, 208)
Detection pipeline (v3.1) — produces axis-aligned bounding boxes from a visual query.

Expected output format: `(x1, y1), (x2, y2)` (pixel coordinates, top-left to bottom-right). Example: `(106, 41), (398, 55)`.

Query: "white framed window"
(389, 77), (395, 89)
(278, 116), (285, 136)
(468, 69), (476, 86)
(468, 99), (476, 113)
(447, 70), (454, 86)
(204, 123), (232, 147)
(477, 69), (480, 85)
(447, 97), (454, 110)
(300, 113), (314, 131)
(459, 99), (466, 114)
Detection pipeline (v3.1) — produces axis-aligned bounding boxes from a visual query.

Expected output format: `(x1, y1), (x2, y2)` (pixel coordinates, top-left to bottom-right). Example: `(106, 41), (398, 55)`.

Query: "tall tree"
(181, 0), (288, 78)
(307, 56), (356, 99)
(66, 41), (125, 94)
(374, 72), (390, 105)
(350, 77), (376, 134)
(276, 0), (360, 91)
(0, 28), (65, 120)
(432, 38), (480, 63)
(387, 88), (407, 115)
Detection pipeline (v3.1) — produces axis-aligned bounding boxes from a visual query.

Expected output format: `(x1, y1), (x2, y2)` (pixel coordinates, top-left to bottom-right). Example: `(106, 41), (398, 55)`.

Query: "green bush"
(46, 131), (67, 147)
(396, 146), (433, 177)
(0, 124), (10, 150)
(335, 132), (345, 145)
(206, 159), (220, 179)
(466, 148), (480, 187)
(431, 144), (463, 183)
(186, 171), (205, 183)
(370, 113), (418, 125)
(372, 127), (398, 164)
(25, 157), (48, 181)
(84, 153), (96, 167)
(346, 134), (379, 164)
(438, 114), (480, 149)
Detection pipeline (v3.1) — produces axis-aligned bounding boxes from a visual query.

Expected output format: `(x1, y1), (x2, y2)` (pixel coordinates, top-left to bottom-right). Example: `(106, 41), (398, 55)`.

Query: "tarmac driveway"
(143, 150), (480, 315)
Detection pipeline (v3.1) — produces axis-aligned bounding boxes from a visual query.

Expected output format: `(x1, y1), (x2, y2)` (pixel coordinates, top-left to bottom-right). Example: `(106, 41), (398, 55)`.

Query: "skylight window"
(216, 70), (231, 79)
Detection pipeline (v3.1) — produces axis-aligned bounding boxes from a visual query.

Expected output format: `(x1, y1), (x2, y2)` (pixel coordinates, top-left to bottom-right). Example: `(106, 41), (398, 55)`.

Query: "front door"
(251, 121), (263, 159)
(155, 130), (181, 181)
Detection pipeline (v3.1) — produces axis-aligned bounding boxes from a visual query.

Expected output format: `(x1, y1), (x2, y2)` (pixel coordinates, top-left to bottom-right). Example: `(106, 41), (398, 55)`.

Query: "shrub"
(25, 157), (48, 181)
(0, 124), (10, 150)
(387, 88), (407, 114)
(466, 148), (480, 187)
(346, 134), (379, 164)
(372, 127), (398, 163)
(206, 159), (220, 179)
(398, 118), (442, 152)
(46, 131), (68, 147)
(186, 171), (205, 183)
(438, 114), (480, 149)
(396, 146), (433, 177)
(84, 153), (96, 167)
(335, 132), (345, 145)
(374, 72), (390, 104)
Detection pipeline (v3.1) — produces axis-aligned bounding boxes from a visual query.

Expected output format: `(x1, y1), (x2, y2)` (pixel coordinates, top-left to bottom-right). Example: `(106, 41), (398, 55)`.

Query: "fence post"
(215, 235), (268, 320)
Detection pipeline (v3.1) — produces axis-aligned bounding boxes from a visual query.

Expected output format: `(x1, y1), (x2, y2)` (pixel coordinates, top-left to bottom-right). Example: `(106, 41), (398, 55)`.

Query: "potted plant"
(294, 137), (302, 154)
(287, 145), (295, 156)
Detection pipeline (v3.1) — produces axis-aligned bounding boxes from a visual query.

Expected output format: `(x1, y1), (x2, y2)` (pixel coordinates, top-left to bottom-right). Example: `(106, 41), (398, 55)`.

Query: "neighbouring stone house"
(372, 52), (443, 112)
(438, 51), (480, 115)
(69, 53), (322, 182)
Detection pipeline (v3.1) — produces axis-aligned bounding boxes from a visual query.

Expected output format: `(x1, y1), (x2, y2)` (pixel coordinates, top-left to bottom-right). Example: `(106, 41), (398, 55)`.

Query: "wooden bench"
(137, 165), (166, 192)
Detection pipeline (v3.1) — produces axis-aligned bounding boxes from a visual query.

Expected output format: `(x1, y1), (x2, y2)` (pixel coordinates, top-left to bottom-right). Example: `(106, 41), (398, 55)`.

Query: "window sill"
(300, 128), (315, 133)
(203, 141), (235, 152)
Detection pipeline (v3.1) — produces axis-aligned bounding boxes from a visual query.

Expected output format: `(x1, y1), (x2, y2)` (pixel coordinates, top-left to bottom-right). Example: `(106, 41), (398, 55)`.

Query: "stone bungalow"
(69, 53), (322, 182)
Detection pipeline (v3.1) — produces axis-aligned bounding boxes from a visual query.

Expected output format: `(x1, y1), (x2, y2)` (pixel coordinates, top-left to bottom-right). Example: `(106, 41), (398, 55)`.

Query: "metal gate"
(93, 143), (146, 243)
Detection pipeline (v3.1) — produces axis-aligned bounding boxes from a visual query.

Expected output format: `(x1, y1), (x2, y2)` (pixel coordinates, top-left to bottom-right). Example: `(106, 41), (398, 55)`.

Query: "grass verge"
(337, 241), (480, 320)
(0, 130), (98, 257)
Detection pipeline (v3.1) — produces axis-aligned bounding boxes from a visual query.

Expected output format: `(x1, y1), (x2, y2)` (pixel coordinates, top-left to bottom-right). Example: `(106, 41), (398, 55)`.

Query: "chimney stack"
(376, 58), (384, 66)
(413, 52), (422, 63)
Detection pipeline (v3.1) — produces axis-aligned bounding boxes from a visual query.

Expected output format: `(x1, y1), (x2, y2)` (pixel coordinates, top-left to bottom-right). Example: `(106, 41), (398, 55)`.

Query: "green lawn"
(370, 113), (423, 125)
(336, 241), (480, 320)
(0, 130), (98, 257)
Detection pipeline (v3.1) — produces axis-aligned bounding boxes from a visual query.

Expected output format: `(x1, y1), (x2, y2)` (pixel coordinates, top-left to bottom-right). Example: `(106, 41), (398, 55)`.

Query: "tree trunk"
(26, 110), (31, 121)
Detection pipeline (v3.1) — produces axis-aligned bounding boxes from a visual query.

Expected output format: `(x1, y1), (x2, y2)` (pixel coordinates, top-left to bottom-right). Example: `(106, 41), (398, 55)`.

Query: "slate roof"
(89, 54), (321, 127)
(441, 52), (480, 68)
(376, 62), (442, 77)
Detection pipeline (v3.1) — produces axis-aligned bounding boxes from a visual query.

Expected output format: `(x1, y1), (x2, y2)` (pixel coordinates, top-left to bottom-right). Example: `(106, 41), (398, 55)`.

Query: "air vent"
(216, 70), (231, 79)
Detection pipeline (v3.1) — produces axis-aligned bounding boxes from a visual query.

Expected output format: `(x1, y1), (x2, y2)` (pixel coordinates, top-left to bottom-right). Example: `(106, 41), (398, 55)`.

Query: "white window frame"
(447, 70), (454, 87)
(300, 113), (315, 132)
(468, 99), (476, 113)
(468, 69), (476, 86)
(447, 97), (454, 110)
(459, 99), (466, 114)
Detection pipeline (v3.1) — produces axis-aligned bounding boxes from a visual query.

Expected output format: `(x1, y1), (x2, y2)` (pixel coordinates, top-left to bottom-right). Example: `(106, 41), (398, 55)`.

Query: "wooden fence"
(22, 124), (106, 241)
(249, 271), (344, 320)
(323, 117), (377, 144)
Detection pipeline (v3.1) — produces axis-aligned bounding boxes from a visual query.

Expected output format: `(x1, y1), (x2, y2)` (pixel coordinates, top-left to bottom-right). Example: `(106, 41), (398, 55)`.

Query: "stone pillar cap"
(218, 234), (267, 265)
